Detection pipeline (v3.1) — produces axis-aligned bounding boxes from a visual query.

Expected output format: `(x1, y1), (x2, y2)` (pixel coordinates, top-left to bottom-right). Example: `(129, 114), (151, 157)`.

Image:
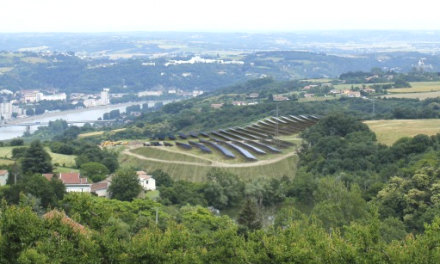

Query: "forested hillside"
(1, 50), (439, 93)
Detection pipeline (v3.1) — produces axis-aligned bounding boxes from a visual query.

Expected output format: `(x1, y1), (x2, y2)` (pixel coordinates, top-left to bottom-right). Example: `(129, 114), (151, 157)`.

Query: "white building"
(136, 171), (156, 191)
(44, 173), (92, 193)
(0, 170), (9, 186)
(138, 91), (163, 97)
(193, 90), (204, 97)
(83, 99), (99, 108)
(0, 101), (12, 120)
(100, 88), (110, 106)
(91, 179), (111, 198)
(35, 92), (67, 102)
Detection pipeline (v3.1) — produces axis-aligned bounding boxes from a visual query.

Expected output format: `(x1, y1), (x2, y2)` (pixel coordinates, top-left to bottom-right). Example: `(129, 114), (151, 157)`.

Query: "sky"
(0, 0), (439, 32)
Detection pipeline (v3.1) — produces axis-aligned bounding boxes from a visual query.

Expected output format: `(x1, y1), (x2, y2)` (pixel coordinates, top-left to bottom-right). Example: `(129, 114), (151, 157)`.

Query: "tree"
(80, 162), (109, 183)
(20, 140), (53, 174)
(204, 169), (244, 209)
(25, 108), (34, 116)
(152, 170), (174, 187)
(10, 138), (24, 146)
(108, 168), (142, 201)
(12, 147), (28, 160)
(237, 198), (262, 231)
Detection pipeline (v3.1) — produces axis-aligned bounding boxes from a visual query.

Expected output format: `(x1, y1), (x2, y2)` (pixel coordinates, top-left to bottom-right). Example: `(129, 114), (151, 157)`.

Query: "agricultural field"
(78, 128), (126, 138)
(364, 119), (440, 145)
(388, 81), (440, 93)
(0, 146), (76, 167)
(382, 91), (440, 100)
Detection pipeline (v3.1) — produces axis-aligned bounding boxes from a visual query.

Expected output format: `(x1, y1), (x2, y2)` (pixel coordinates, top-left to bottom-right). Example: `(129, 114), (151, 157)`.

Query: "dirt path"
(123, 145), (296, 168)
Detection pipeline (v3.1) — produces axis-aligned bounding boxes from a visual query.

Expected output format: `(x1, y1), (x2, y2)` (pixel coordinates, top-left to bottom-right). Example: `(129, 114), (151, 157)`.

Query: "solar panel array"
(143, 115), (319, 162)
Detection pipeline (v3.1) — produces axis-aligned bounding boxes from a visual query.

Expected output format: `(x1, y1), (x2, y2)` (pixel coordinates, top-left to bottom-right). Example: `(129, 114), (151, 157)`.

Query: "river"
(0, 100), (173, 141)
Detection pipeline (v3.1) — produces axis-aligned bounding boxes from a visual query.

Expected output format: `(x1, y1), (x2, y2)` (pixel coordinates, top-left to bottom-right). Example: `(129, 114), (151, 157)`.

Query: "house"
(44, 173), (92, 193)
(304, 94), (315, 98)
(91, 179), (111, 198)
(362, 88), (375, 93)
(232, 101), (246, 106)
(136, 171), (156, 191)
(273, 95), (289, 101)
(211, 103), (224, 109)
(248, 93), (259, 98)
(0, 170), (9, 186)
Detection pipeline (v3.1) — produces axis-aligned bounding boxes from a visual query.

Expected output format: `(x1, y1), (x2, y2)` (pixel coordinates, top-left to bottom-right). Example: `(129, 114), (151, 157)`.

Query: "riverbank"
(5, 100), (174, 125)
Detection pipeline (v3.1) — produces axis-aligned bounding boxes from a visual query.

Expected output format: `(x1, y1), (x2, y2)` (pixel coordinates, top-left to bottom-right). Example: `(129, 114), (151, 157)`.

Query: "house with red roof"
(91, 179), (111, 198)
(44, 172), (91, 193)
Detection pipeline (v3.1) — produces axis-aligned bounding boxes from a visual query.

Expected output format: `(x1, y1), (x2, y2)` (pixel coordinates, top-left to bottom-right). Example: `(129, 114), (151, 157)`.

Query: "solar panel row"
(223, 141), (258, 161)
(188, 141), (212, 153)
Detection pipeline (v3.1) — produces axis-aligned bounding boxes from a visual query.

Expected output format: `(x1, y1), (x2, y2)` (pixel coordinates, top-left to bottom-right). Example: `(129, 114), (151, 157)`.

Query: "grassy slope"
(121, 152), (298, 182)
(0, 146), (76, 167)
(382, 91), (440, 100)
(365, 119), (440, 145)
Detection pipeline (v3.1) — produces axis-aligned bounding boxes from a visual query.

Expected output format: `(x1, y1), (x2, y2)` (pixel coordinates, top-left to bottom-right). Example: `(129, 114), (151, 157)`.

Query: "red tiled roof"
(0, 170), (8, 175)
(43, 210), (88, 235)
(91, 180), (109, 191)
(59, 173), (88, 184)
(42, 173), (54, 181)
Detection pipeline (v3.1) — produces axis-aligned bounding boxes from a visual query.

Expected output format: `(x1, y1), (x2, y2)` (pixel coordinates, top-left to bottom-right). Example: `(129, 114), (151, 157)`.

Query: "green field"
(131, 147), (212, 165)
(121, 152), (298, 182)
(382, 91), (440, 100)
(388, 82), (440, 93)
(333, 82), (391, 90)
(365, 119), (440, 145)
(0, 146), (76, 167)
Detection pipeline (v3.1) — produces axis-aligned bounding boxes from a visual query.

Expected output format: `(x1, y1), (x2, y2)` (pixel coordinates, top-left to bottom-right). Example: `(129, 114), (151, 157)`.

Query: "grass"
(298, 96), (337, 102)
(381, 91), (440, 100)
(0, 67), (13, 73)
(54, 167), (79, 173)
(0, 146), (76, 167)
(364, 119), (440, 145)
(131, 147), (212, 165)
(388, 81), (440, 93)
(0, 159), (14, 165)
(78, 128), (126, 138)
(20, 57), (47, 64)
(145, 190), (160, 200)
(333, 82), (391, 90)
(121, 152), (298, 182)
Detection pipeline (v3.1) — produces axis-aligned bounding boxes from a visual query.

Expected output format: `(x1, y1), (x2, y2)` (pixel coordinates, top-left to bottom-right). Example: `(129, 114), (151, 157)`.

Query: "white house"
(44, 173), (91, 193)
(91, 179), (111, 198)
(0, 170), (9, 186)
(136, 171), (156, 191)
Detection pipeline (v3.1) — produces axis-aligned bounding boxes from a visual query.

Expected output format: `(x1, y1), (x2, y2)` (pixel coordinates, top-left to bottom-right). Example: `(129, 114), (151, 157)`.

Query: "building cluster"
(19, 90), (67, 103)
(165, 56), (244, 67)
(137, 88), (203, 98)
(41, 171), (156, 198)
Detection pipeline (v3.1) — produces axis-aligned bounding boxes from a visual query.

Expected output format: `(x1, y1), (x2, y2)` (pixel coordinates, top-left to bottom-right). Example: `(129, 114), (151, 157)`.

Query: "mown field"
(388, 81), (440, 93)
(365, 119), (440, 145)
(382, 91), (440, 100)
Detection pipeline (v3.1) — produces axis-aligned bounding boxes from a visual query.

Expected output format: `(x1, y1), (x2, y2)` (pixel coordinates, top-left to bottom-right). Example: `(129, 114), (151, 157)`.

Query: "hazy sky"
(1, 0), (439, 32)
